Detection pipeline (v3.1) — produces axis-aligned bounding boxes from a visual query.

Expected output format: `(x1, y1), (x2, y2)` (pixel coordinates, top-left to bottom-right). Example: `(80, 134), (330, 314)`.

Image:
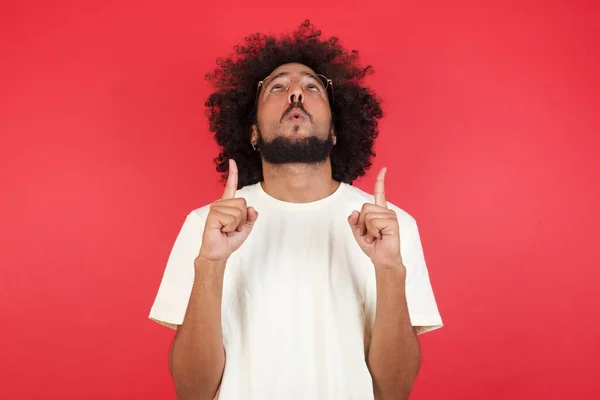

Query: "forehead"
(267, 63), (317, 77)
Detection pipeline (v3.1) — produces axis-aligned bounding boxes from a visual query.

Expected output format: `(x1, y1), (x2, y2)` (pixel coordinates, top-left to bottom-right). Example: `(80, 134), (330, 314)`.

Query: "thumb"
(245, 206), (259, 228)
(348, 210), (360, 233)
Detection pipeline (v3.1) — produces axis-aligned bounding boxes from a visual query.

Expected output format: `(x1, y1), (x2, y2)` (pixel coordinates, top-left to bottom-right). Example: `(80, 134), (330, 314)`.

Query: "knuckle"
(226, 198), (246, 208)
(233, 207), (243, 219)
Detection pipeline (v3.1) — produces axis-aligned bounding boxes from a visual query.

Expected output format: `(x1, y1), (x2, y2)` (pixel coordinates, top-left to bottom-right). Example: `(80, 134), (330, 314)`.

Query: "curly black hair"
(205, 20), (384, 188)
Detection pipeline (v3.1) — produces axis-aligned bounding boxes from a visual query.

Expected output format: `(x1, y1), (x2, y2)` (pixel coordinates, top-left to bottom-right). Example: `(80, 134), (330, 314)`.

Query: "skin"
(348, 168), (422, 400)
(168, 63), (422, 400)
(251, 63), (339, 204)
(168, 160), (258, 400)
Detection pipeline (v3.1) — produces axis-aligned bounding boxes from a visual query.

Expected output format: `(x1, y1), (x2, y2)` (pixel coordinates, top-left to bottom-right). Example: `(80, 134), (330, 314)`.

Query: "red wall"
(1, 1), (599, 399)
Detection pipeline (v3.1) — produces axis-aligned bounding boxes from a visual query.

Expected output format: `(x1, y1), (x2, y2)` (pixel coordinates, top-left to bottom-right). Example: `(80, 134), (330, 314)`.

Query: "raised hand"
(198, 159), (259, 262)
(348, 168), (403, 268)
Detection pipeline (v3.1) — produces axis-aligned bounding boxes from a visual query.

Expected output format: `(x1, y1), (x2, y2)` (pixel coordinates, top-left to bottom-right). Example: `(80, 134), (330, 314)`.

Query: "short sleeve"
(400, 216), (443, 335)
(149, 211), (206, 329)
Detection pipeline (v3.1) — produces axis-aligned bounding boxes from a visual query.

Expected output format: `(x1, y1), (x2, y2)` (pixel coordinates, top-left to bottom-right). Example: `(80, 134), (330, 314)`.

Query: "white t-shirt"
(149, 181), (443, 400)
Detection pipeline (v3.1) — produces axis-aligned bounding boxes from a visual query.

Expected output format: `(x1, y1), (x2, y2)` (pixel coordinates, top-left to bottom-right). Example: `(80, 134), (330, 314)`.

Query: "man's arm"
(169, 257), (226, 400)
(367, 263), (421, 400)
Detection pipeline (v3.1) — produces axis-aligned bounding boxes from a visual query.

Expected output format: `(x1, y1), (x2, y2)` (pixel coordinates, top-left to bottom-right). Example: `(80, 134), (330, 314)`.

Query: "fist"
(348, 167), (403, 268)
(198, 159), (259, 262)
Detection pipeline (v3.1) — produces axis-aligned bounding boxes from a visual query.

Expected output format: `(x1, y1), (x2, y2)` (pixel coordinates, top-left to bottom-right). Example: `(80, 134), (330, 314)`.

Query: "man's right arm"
(163, 159), (257, 399)
(169, 257), (227, 400)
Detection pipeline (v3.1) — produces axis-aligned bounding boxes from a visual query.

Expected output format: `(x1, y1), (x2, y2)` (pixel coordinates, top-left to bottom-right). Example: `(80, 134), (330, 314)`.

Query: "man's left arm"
(367, 263), (420, 400)
(348, 167), (442, 400)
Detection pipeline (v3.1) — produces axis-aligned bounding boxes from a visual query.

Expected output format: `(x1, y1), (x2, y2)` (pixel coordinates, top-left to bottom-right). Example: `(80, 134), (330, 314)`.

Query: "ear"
(251, 124), (258, 145)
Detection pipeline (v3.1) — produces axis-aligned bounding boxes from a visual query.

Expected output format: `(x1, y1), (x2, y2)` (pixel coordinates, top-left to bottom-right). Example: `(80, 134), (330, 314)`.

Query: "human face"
(252, 63), (336, 164)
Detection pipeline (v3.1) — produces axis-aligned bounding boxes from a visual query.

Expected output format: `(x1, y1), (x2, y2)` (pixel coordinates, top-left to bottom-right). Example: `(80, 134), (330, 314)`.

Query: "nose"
(288, 82), (303, 104)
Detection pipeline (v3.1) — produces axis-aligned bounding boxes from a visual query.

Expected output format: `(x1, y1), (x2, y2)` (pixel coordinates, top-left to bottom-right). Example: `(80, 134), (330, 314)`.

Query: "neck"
(260, 159), (340, 203)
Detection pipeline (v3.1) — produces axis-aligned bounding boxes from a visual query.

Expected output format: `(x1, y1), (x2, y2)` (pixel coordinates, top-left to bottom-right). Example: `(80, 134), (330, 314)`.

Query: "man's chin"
(286, 124), (311, 135)
(258, 133), (334, 165)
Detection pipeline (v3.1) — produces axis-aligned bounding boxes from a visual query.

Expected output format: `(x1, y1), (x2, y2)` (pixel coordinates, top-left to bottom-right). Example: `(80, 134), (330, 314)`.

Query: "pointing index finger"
(374, 167), (387, 208)
(222, 159), (238, 200)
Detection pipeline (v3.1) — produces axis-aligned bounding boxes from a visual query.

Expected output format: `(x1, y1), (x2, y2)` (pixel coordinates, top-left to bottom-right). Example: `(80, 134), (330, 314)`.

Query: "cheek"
(310, 101), (332, 123)
(258, 96), (288, 116)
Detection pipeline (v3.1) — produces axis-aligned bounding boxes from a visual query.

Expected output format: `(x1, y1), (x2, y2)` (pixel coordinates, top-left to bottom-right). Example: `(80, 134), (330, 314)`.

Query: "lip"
(287, 109), (308, 122)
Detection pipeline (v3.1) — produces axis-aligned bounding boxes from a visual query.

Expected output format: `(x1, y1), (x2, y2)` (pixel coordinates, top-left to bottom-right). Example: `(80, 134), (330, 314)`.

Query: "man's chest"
(227, 212), (371, 294)
(219, 212), (375, 340)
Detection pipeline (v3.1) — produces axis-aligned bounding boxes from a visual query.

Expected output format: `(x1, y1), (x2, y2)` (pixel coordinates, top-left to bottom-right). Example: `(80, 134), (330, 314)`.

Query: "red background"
(1, 1), (599, 399)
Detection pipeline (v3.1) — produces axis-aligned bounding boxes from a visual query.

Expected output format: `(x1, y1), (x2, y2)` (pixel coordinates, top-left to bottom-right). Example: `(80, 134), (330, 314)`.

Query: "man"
(149, 21), (443, 400)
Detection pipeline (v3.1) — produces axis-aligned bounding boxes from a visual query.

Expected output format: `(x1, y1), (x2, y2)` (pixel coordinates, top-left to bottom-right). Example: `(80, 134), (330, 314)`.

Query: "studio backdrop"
(1, 1), (598, 399)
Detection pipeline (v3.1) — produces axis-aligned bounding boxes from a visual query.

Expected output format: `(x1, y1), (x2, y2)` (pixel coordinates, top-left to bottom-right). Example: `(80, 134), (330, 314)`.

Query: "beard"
(256, 125), (334, 165)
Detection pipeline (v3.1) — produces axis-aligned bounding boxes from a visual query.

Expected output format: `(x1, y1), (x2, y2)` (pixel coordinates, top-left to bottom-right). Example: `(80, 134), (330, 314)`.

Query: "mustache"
(281, 103), (313, 123)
